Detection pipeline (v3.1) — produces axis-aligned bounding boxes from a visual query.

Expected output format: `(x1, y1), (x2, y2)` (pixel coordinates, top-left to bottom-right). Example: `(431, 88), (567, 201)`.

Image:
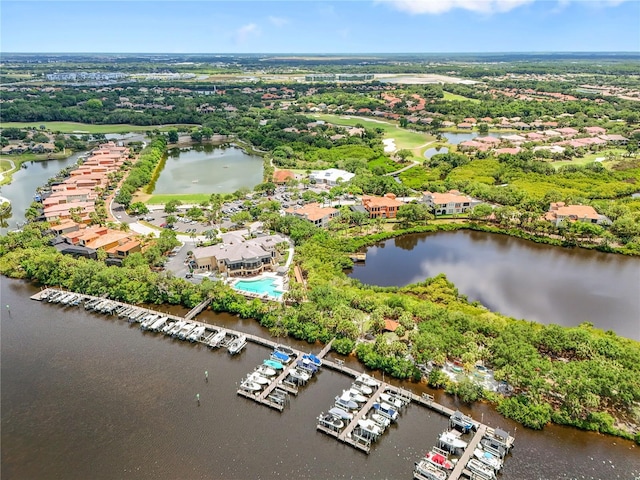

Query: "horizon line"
(3, 51), (640, 55)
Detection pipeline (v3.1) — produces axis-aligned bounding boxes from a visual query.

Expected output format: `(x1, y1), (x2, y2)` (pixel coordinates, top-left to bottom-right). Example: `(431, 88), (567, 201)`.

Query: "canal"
(2, 278), (638, 480)
(151, 144), (263, 195)
(347, 230), (640, 340)
(0, 151), (86, 232)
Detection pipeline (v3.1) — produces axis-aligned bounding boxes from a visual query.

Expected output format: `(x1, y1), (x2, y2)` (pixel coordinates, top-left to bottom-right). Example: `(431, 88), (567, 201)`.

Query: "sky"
(1, 0), (639, 53)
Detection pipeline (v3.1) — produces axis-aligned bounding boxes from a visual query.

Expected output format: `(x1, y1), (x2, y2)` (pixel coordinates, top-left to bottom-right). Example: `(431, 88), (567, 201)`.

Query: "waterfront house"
(544, 202), (610, 227)
(192, 233), (285, 277)
(361, 193), (403, 219)
(285, 203), (339, 228)
(422, 190), (481, 215)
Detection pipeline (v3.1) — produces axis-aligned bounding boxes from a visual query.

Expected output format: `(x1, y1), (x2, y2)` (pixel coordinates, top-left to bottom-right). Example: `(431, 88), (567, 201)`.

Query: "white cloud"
(382, 0), (632, 15)
(383, 0), (534, 14)
(268, 16), (289, 27)
(234, 23), (260, 44)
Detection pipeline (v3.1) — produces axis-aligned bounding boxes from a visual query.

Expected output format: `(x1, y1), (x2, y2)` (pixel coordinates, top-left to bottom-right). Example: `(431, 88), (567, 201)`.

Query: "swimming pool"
(233, 277), (284, 299)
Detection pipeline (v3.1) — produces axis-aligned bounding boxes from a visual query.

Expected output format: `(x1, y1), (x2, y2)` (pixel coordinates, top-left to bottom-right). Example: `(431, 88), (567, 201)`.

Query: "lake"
(0, 151), (86, 232)
(424, 146), (449, 159)
(348, 230), (640, 340)
(151, 144), (263, 195)
(442, 132), (479, 144)
(2, 278), (639, 479)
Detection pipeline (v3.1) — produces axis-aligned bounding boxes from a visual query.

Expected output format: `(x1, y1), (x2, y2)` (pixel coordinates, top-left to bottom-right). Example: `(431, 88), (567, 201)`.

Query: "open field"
(314, 114), (435, 153)
(0, 122), (199, 134)
(551, 149), (627, 170)
(142, 193), (211, 205)
(443, 91), (480, 103)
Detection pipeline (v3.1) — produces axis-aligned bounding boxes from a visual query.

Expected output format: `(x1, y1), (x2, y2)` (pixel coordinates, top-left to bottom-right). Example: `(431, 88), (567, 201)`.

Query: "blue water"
(233, 278), (283, 298)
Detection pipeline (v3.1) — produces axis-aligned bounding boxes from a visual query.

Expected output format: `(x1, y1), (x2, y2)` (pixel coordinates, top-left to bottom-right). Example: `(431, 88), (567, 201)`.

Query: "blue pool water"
(233, 278), (283, 298)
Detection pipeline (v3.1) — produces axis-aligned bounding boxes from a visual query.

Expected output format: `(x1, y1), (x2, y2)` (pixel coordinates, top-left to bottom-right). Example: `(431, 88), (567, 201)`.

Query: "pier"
(31, 287), (515, 473)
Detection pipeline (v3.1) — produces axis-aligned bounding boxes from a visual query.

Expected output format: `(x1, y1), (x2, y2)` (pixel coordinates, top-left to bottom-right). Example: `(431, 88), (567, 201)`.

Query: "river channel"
(151, 144), (263, 195)
(0, 151), (86, 232)
(2, 278), (638, 480)
(348, 230), (640, 340)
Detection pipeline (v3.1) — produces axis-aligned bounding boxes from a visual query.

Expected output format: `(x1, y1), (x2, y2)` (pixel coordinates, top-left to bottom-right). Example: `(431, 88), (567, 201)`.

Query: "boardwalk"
(449, 424), (487, 480)
(31, 287), (515, 471)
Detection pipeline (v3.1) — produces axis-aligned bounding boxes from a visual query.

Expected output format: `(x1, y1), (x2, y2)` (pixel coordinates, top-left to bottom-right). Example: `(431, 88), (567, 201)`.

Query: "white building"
(422, 190), (482, 216)
(309, 168), (355, 186)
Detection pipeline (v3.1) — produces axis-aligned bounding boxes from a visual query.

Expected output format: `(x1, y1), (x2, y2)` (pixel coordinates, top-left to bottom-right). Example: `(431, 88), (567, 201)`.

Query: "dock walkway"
(449, 424), (486, 480)
(337, 384), (384, 454)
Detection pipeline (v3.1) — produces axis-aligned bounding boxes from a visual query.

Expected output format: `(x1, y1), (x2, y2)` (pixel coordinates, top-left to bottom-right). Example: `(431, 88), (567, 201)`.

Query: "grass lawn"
(144, 193), (211, 205)
(443, 91), (480, 103)
(0, 122), (199, 134)
(314, 114), (435, 153)
(551, 149), (627, 170)
(368, 155), (401, 174)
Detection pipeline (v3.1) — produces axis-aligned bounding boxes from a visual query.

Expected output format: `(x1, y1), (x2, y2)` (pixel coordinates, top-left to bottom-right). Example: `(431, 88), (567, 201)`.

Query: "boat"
(380, 392), (403, 409)
(480, 437), (507, 458)
(370, 413), (391, 428)
(288, 368), (310, 382)
(247, 372), (270, 385)
(274, 344), (295, 356)
(438, 430), (468, 451)
(351, 381), (373, 396)
(140, 314), (158, 330)
(335, 394), (358, 411)
(167, 321), (185, 336)
(150, 316), (168, 332)
(372, 402), (398, 421)
(239, 380), (262, 392)
(357, 418), (384, 437)
(296, 358), (318, 373)
(271, 350), (291, 364)
(467, 459), (497, 480)
(473, 448), (503, 471)
(207, 330), (226, 347)
(264, 359), (284, 370)
(355, 373), (379, 388)
(228, 335), (247, 354)
(328, 407), (353, 421)
(161, 320), (177, 334)
(187, 325), (206, 342)
(302, 353), (322, 367)
(318, 412), (344, 430)
(255, 364), (277, 377)
(177, 323), (197, 340)
(450, 410), (475, 433)
(414, 459), (447, 480)
(346, 388), (367, 403)
(424, 450), (454, 470)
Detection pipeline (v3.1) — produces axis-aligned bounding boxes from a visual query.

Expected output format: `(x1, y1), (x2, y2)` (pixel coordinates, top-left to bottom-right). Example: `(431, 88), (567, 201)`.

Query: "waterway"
(348, 230), (640, 340)
(151, 144), (263, 195)
(0, 151), (86, 232)
(424, 146), (449, 159)
(2, 278), (639, 480)
(442, 132), (479, 145)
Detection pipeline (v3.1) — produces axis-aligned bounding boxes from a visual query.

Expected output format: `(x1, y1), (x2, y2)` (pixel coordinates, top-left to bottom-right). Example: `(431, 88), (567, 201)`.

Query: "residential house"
(422, 190), (481, 215)
(584, 126), (606, 136)
(544, 202), (610, 227)
(192, 233), (285, 277)
(285, 203), (339, 228)
(361, 193), (403, 219)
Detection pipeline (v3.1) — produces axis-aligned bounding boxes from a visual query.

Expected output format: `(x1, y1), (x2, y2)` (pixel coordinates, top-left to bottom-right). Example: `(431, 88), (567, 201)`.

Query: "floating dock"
(31, 287), (515, 473)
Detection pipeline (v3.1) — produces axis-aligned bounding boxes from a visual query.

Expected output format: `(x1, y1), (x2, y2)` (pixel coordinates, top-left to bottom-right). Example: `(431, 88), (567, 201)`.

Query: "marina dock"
(31, 287), (515, 475)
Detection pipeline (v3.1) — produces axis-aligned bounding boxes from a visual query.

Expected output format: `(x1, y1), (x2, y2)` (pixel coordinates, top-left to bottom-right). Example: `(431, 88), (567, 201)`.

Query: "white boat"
(372, 402), (398, 421)
(150, 316), (168, 332)
(346, 388), (367, 403)
(208, 330), (226, 347)
(255, 364), (277, 377)
(355, 373), (379, 388)
(328, 407), (353, 421)
(247, 372), (270, 385)
(239, 380), (262, 392)
(289, 368), (310, 382)
(140, 314), (158, 330)
(176, 322), (196, 339)
(474, 448), (503, 471)
(167, 320), (185, 336)
(161, 320), (177, 334)
(357, 418), (384, 436)
(335, 393), (358, 411)
(187, 325), (206, 342)
(467, 459), (497, 479)
(414, 459), (447, 480)
(439, 430), (468, 451)
(380, 392), (403, 409)
(352, 381), (373, 396)
(228, 335), (247, 355)
(318, 412), (344, 430)
(370, 413), (391, 428)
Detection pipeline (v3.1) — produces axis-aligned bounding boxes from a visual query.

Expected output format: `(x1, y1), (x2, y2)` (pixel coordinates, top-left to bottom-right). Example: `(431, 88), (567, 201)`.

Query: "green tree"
(164, 199), (182, 214)
(477, 123), (489, 135)
(167, 129), (179, 143)
(85, 99), (103, 110)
